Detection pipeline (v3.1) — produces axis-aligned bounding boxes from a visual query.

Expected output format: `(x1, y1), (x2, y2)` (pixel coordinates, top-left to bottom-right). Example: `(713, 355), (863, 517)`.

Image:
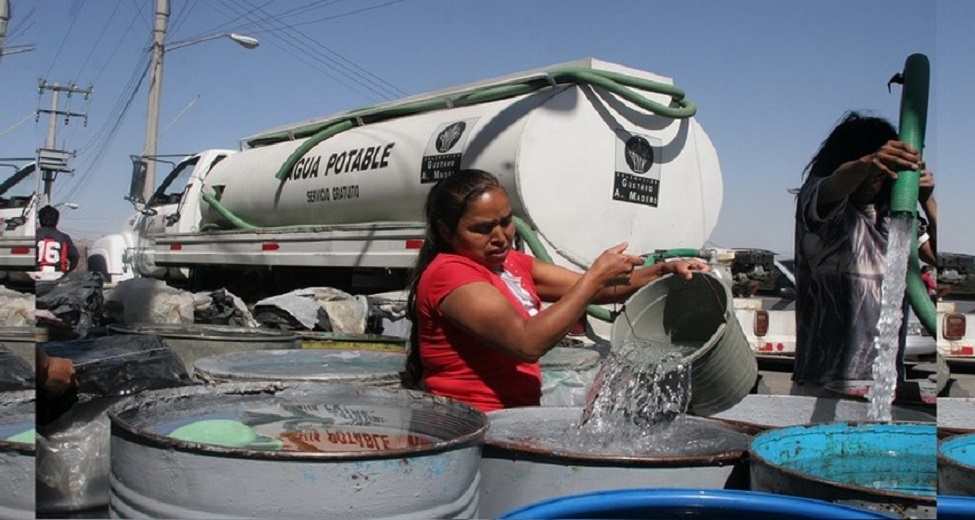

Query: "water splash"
(867, 215), (913, 421)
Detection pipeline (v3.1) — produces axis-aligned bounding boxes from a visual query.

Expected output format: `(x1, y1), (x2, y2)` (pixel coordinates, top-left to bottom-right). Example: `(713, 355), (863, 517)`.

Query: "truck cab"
(87, 150), (235, 284)
(0, 163), (39, 289)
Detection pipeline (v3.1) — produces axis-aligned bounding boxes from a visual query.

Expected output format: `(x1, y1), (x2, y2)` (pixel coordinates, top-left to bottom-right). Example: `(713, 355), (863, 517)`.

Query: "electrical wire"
(206, 0), (407, 100)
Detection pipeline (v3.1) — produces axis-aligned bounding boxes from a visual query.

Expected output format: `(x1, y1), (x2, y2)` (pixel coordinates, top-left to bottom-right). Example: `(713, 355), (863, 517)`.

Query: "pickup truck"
(937, 252), (975, 366)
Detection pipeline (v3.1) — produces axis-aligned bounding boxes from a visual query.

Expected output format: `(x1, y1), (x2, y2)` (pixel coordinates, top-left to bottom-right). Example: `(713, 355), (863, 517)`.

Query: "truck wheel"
(87, 255), (112, 284)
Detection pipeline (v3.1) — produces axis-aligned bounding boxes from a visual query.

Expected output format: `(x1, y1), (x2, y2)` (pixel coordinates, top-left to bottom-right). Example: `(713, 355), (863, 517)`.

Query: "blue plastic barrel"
(939, 432), (975, 496)
(938, 495), (975, 520)
(498, 489), (896, 519)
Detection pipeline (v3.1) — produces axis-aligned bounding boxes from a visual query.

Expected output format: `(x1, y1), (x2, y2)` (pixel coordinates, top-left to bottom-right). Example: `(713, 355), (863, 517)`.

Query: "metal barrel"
(0, 390), (35, 520)
(611, 271), (758, 416)
(938, 398), (975, 437)
(939, 432), (975, 496)
(193, 349), (405, 387)
(711, 395), (935, 431)
(108, 382), (487, 519)
(299, 331), (407, 352)
(479, 406), (753, 519)
(749, 422), (937, 518)
(539, 346), (601, 407)
(0, 326), (44, 369)
(938, 495), (975, 520)
(107, 323), (301, 373)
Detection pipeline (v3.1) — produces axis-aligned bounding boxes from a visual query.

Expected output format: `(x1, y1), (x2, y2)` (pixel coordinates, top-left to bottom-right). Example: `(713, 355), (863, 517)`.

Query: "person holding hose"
(792, 111), (936, 396)
(405, 169), (709, 412)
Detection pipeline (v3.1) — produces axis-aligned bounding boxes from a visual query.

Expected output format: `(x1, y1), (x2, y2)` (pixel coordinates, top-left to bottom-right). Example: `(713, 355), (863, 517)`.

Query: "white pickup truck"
(937, 252), (975, 367)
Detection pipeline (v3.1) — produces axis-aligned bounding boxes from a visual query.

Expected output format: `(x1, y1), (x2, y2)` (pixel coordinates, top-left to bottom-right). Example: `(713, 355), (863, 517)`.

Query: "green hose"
(891, 53), (936, 336)
(269, 67), (696, 182)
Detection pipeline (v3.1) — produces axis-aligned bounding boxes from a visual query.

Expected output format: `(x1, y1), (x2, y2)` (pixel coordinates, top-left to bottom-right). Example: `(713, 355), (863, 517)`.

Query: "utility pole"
(0, 0), (35, 64)
(142, 0), (169, 202)
(36, 80), (92, 205)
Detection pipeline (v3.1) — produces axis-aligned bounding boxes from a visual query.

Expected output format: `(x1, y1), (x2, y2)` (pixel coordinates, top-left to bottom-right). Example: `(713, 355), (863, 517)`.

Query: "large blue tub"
(939, 432), (975, 496)
(749, 422), (936, 518)
(938, 495), (975, 520)
(498, 488), (895, 519)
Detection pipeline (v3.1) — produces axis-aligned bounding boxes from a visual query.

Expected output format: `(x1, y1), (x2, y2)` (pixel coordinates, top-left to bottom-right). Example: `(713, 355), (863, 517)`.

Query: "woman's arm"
(532, 256), (710, 304)
(439, 243), (640, 361)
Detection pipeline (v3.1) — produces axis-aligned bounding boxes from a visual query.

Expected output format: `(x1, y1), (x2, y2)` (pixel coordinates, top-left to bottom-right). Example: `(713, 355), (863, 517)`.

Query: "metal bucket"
(711, 395), (935, 431)
(108, 323), (301, 374)
(499, 488), (896, 519)
(611, 272), (757, 416)
(0, 326), (44, 369)
(749, 422), (936, 518)
(479, 406), (753, 519)
(108, 382), (487, 519)
(938, 398), (975, 436)
(299, 331), (407, 352)
(539, 346), (601, 407)
(939, 433), (975, 496)
(194, 349), (405, 387)
(0, 390), (35, 520)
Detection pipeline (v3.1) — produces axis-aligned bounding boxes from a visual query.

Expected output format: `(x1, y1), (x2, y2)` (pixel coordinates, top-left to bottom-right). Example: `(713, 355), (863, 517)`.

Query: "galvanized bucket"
(108, 323), (301, 374)
(0, 390), (35, 520)
(939, 432), (975, 496)
(299, 331), (407, 352)
(108, 382), (487, 519)
(611, 272), (757, 416)
(193, 349), (405, 387)
(479, 406), (752, 519)
(749, 422), (936, 518)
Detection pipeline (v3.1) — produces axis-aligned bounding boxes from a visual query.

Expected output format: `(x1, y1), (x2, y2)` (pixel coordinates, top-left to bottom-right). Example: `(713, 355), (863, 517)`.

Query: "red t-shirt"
(417, 250), (542, 412)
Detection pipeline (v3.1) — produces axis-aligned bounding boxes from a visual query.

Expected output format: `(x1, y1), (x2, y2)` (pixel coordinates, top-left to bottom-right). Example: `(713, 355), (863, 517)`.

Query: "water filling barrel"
(711, 395), (935, 431)
(193, 349), (405, 387)
(939, 432), (975, 496)
(478, 406), (753, 519)
(749, 422), (936, 518)
(0, 391), (35, 520)
(108, 382), (487, 519)
(539, 346), (601, 406)
(299, 331), (407, 352)
(611, 271), (757, 416)
(938, 398), (975, 436)
(107, 323), (301, 373)
(498, 488), (897, 519)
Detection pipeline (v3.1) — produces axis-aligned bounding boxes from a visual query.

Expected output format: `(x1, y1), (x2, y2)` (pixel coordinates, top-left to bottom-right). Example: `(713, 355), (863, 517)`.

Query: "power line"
(205, 0), (407, 100)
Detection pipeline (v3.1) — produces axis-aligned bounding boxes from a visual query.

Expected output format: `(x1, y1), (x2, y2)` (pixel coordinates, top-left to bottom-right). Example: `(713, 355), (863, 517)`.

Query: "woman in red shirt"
(406, 169), (709, 412)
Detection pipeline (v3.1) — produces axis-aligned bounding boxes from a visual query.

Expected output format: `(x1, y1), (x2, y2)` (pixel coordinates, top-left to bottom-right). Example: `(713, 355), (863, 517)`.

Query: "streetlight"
(141, 0), (259, 202)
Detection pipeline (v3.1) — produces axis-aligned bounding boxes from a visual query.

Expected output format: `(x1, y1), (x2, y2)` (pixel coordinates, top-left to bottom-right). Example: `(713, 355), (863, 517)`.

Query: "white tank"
(201, 59), (722, 268)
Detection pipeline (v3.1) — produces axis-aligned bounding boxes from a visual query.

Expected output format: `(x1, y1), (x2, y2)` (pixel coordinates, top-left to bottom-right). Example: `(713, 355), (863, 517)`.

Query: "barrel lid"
(539, 347), (601, 371)
(194, 349), (404, 384)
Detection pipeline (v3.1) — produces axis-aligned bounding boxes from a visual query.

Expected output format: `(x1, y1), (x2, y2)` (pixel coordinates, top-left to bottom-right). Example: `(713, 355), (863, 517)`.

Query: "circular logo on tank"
(436, 122), (467, 153)
(624, 136), (655, 174)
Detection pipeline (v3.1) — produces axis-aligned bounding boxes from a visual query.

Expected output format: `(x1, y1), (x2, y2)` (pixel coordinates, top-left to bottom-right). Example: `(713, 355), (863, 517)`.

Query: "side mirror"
(778, 286), (797, 301)
(128, 156), (148, 204)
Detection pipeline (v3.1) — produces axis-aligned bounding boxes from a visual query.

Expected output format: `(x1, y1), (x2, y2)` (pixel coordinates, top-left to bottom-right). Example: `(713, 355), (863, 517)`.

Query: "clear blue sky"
(1, 0), (971, 257)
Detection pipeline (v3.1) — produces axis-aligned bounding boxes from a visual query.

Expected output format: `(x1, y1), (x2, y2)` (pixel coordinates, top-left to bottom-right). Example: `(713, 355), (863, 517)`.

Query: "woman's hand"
(663, 258), (711, 280)
(585, 243), (644, 288)
(859, 140), (921, 182)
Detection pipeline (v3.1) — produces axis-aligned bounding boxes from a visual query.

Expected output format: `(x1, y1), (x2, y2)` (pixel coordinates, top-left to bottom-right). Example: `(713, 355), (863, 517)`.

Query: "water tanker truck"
(90, 58), (725, 306)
